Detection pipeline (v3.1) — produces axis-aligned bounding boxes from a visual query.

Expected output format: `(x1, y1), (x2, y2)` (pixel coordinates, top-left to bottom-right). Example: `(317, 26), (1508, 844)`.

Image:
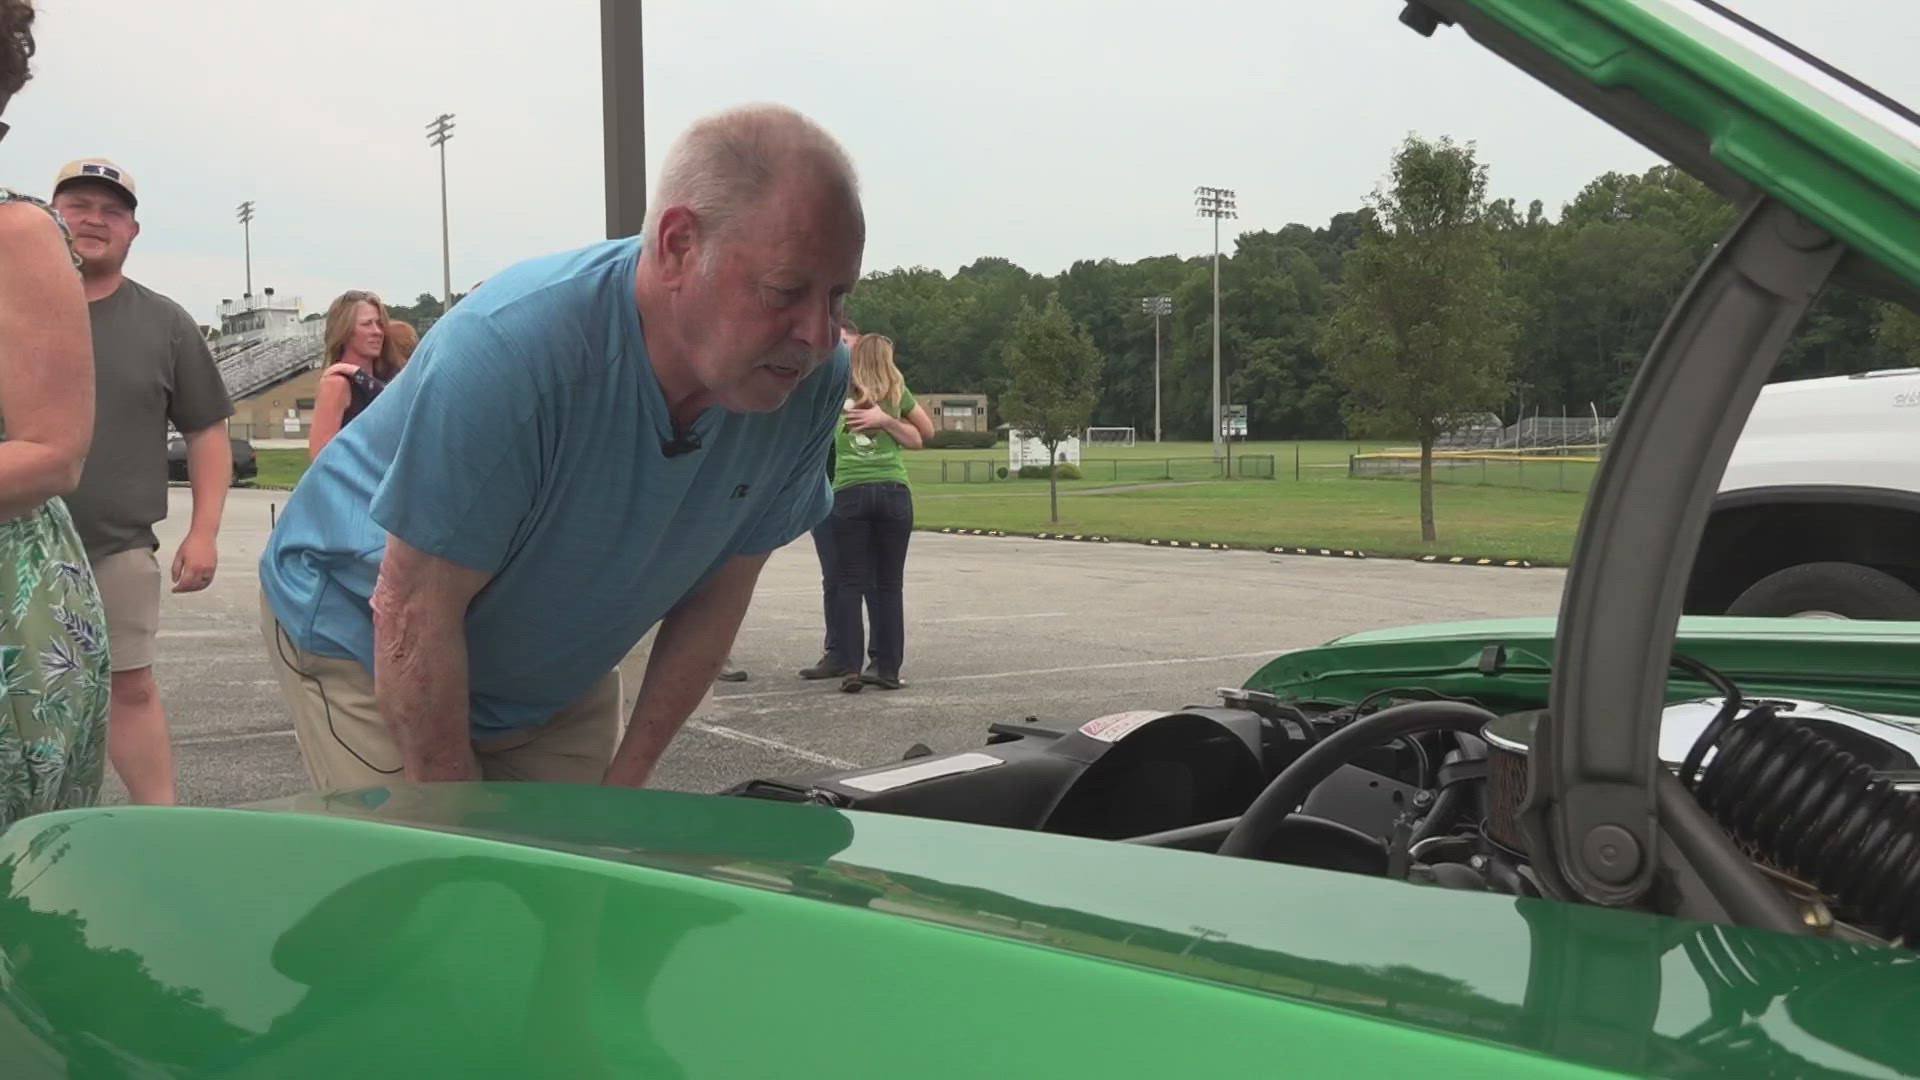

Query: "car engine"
(729, 663), (1920, 949)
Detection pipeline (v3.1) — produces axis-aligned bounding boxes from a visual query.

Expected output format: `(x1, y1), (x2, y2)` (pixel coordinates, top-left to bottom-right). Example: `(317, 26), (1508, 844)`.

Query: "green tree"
(1000, 298), (1104, 523)
(385, 292), (449, 337)
(1322, 134), (1519, 543)
(1503, 166), (1732, 414)
(1875, 301), (1920, 362)
(834, 154), (1769, 448)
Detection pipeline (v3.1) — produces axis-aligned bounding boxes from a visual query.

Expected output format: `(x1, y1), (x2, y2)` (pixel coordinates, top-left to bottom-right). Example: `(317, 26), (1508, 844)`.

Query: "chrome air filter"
(1481, 711), (1540, 855)
(1480, 699), (1920, 859)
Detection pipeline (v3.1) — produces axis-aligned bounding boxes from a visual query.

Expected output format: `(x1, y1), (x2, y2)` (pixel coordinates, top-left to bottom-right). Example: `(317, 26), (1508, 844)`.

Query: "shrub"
(1016, 463), (1081, 480)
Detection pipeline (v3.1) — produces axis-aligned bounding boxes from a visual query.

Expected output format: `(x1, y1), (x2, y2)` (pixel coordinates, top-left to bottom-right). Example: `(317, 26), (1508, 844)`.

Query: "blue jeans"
(814, 507), (879, 666)
(811, 516), (839, 657)
(828, 482), (913, 677)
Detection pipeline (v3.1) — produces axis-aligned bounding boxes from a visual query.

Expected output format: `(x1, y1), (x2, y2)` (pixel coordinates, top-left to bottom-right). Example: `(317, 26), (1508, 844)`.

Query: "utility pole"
(235, 201), (255, 297)
(601, 0), (647, 239)
(1195, 186), (1237, 462)
(1139, 295), (1171, 443)
(426, 113), (456, 310)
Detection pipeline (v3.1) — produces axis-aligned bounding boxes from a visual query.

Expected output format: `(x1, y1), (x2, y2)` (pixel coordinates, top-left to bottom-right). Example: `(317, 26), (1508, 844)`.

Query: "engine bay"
(729, 660), (1920, 950)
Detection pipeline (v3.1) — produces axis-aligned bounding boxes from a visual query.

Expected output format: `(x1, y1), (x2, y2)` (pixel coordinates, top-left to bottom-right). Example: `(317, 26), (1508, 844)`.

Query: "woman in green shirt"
(827, 335), (934, 692)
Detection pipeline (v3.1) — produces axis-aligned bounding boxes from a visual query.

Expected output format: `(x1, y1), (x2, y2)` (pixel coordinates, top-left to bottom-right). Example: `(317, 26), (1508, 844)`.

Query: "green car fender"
(4, 784), (1917, 1077)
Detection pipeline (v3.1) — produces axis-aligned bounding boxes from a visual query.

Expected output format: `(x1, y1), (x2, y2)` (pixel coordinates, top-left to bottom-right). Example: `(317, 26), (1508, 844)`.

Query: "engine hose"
(1407, 778), (1470, 848)
(1217, 701), (1497, 860)
(1692, 706), (1920, 943)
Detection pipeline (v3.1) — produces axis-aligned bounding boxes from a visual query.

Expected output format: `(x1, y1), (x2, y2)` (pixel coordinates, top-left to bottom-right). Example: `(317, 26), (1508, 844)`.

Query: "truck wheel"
(1725, 562), (1920, 620)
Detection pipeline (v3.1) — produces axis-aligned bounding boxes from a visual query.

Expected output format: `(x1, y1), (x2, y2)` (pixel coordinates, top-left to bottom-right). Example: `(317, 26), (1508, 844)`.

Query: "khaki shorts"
(257, 589), (624, 791)
(93, 547), (162, 673)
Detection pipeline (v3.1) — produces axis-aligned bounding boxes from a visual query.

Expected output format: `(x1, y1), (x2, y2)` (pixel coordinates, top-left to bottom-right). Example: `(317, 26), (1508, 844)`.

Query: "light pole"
(601, 0), (647, 239)
(1139, 295), (1171, 443)
(1194, 185), (1236, 462)
(235, 201), (255, 297)
(426, 113), (456, 310)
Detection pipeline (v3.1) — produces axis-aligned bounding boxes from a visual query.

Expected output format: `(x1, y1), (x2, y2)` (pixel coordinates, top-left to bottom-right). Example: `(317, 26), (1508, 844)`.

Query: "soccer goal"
(1085, 426), (1137, 448)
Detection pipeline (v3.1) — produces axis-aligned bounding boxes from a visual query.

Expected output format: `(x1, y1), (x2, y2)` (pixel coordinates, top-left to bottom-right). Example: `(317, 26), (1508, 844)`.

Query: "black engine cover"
(724, 707), (1293, 839)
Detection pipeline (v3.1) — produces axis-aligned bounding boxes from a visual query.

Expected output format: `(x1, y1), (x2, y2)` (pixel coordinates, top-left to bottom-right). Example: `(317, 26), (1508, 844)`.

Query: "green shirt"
(832, 386), (916, 491)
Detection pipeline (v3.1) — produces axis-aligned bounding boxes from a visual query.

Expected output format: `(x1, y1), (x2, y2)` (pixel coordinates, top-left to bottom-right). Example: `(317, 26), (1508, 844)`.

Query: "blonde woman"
(307, 290), (406, 460)
(826, 334), (934, 692)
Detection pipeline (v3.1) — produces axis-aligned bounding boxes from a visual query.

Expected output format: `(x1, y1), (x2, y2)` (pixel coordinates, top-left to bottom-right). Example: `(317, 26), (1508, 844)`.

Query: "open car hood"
(1429, 0), (1920, 301)
(1412, 0), (1920, 908)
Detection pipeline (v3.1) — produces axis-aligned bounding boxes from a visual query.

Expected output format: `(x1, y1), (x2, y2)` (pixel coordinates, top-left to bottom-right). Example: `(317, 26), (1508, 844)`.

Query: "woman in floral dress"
(0, 0), (113, 826)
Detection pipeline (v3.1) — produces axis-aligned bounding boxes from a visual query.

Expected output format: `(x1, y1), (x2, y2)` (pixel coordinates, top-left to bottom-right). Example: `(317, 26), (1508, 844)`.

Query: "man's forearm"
(373, 603), (478, 781)
(184, 426), (231, 535)
(604, 556), (765, 787)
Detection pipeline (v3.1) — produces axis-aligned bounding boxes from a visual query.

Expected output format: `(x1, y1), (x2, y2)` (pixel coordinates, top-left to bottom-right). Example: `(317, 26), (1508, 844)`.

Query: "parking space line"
(172, 722), (859, 774)
(936, 612), (1070, 623)
(688, 722), (858, 768)
(714, 649), (1293, 703)
(176, 729), (295, 747)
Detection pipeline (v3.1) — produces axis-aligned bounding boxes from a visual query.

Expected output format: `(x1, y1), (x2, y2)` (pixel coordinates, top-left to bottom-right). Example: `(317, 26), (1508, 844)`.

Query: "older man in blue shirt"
(258, 104), (861, 790)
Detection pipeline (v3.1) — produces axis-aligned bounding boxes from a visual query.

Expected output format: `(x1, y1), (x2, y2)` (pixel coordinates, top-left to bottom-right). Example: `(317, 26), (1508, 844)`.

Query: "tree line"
(846, 148), (1920, 443)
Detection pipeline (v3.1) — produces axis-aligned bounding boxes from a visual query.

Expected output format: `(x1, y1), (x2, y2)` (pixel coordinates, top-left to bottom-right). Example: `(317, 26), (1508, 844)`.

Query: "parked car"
(166, 432), (258, 485)
(8, 2), (1920, 1077)
(1690, 368), (1920, 617)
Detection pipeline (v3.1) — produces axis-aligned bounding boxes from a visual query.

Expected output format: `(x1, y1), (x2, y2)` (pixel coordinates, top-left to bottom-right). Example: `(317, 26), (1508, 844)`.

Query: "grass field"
(916, 479), (1585, 563)
(252, 440), (1591, 563)
(253, 449), (309, 490)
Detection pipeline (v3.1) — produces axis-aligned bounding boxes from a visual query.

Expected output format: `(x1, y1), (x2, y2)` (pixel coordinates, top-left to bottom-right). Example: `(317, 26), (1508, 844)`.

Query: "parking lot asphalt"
(112, 487), (1567, 807)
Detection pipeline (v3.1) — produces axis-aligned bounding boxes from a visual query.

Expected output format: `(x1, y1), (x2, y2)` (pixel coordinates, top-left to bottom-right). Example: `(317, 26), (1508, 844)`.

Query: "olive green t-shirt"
(832, 386), (916, 492)
(66, 278), (235, 562)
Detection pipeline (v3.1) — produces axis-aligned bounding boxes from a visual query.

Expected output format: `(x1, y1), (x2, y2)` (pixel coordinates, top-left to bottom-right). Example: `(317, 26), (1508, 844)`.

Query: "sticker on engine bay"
(840, 752), (1005, 793)
(1079, 710), (1167, 742)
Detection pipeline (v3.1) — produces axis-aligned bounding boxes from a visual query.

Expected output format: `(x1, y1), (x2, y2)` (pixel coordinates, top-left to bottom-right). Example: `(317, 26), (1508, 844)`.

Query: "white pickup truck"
(1685, 368), (1920, 618)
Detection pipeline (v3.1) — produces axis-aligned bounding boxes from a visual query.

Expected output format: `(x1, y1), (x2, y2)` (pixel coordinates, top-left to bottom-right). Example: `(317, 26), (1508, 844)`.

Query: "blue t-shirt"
(259, 237), (846, 735)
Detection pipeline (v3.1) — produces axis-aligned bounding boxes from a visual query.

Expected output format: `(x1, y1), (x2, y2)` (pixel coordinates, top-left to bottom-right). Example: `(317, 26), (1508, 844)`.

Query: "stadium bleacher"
(214, 326), (323, 402)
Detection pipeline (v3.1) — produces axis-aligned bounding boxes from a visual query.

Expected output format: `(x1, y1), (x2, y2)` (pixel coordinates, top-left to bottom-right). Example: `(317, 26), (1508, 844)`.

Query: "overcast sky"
(4, 0), (1914, 327)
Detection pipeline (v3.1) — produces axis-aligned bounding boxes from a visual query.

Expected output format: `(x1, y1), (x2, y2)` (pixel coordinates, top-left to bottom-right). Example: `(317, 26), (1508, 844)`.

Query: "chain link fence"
(1348, 447), (1603, 493)
(917, 455), (1277, 485)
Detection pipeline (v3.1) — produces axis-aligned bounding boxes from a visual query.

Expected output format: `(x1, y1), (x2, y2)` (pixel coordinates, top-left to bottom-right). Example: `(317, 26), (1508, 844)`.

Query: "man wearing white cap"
(50, 157), (234, 806)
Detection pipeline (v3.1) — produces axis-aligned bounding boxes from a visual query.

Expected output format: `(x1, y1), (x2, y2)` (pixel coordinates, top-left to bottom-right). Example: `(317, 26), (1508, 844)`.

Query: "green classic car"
(11, 1), (1920, 1076)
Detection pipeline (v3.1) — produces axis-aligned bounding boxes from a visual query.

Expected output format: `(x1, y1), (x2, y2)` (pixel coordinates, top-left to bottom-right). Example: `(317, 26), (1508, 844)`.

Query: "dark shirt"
(67, 278), (234, 562)
(342, 367), (388, 427)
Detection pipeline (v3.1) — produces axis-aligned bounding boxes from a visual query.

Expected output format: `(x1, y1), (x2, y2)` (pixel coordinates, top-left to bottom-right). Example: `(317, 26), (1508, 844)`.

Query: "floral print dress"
(0, 188), (110, 827)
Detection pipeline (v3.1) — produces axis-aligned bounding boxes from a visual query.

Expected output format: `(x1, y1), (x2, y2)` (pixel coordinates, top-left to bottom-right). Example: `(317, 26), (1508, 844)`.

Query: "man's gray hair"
(641, 103), (861, 259)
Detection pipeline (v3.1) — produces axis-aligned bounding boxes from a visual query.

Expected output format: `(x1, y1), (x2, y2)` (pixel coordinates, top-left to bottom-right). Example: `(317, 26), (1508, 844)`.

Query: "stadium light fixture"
(1195, 186), (1237, 459)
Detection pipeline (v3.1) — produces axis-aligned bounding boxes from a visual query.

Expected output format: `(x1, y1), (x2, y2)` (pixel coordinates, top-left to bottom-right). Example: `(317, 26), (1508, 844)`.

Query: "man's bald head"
(642, 103), (863, 259)
(636, 104), (865, 417)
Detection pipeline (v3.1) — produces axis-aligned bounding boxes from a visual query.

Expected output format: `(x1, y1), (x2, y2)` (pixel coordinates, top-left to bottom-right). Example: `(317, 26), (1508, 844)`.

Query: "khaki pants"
(93, 547), (162, 673)
(258, 589), (623, 791)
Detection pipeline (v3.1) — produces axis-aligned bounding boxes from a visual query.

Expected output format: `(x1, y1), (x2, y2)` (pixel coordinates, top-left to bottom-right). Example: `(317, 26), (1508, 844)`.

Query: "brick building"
(920, 392), (990, 433)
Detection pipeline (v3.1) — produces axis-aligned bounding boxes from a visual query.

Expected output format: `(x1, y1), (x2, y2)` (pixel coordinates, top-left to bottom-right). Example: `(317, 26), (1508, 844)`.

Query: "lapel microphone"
(662, 432), (703, 458)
